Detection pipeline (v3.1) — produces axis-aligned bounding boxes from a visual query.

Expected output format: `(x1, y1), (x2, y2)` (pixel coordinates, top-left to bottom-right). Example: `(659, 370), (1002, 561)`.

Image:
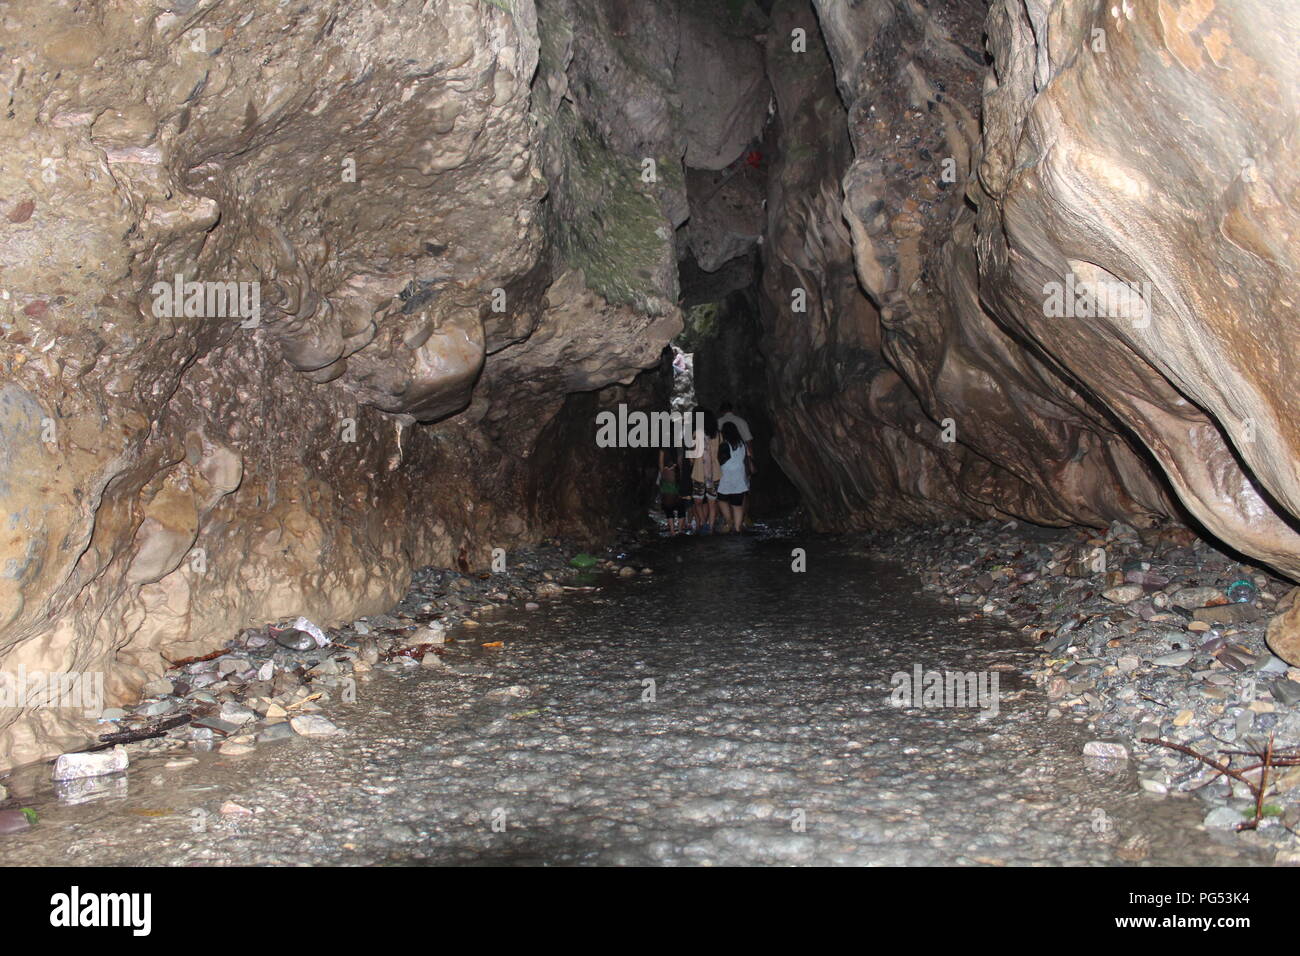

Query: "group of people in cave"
(657, 402), (755, 536)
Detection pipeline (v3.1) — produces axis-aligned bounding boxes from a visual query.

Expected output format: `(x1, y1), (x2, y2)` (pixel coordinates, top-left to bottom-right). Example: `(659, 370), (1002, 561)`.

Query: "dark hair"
(719, 401), (734, 415)
(696, 407), (718, 438)
(721, 421), (743, 450)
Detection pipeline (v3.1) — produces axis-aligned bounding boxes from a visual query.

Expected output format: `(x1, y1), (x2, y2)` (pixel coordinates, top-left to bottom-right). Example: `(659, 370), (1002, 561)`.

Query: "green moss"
(548, 105), (673, 314)
(677, 302), (721, 352)
(785, 143), (814, 164)
(536, 2), (570, 82)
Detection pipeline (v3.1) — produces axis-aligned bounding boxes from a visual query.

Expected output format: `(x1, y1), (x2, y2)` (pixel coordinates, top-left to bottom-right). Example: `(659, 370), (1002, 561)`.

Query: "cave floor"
(0, 534), (1270, 866)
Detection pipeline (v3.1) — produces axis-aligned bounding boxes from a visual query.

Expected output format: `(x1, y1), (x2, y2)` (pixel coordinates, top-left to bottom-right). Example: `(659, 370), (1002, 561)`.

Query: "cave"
(0, 0), (1298, 879)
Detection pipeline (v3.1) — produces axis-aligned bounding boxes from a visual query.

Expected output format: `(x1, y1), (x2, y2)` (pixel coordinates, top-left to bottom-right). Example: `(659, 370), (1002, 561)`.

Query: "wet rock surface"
(760, 0), (1300, 576)
(2, 0), (1298, 795)
(0, 0), (702, 766)
(0, 534), (1275, 866)
(879, 518), (1300, 859)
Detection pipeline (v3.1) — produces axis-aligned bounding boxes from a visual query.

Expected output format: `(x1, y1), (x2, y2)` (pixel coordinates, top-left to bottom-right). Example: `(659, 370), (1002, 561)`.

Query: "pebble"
(1204, 806), (1244, 830)
(52, 746), (128, 782)
(192, 716), (243, 736)
(486, 685), (530, 700)
(1083, 741), (1129, 761)
(1172, 587), (1225, 610)
(135, 700), (177, 717)
(272, 628), (316, 651)
(1272, 679), (1300, 706)
(415, 622), (447, 644)
(1103, 585), (1143, 605)
(1194, 604), (1263, 625)
(0, 809), (33, 834)
(219, 702), (257, 724)
(290, 715), (342, 737)
(257, 722), (296, 744)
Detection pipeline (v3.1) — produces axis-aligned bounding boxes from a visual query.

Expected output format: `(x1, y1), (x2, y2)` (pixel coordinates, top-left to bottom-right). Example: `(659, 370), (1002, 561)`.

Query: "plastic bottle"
(1226, 579), (1257, 604)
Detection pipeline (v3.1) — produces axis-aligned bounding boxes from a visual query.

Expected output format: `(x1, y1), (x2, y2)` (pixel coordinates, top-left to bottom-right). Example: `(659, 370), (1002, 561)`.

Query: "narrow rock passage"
(0, 536), (1267, 866)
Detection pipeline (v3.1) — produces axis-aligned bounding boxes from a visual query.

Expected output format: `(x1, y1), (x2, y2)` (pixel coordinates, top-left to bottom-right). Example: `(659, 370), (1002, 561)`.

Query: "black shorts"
(662, 498), (686, 518)
(719, 491), (747, 506)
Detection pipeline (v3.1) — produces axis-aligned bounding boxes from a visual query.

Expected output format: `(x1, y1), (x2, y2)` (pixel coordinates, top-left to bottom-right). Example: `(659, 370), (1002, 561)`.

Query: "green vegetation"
(677, 301), (722, 352)
(549, 105), (674, 314)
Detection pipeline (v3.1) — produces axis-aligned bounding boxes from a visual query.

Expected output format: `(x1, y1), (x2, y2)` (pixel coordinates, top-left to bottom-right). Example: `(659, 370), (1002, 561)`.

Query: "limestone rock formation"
(3, 0), (1299, 769)
(0, 0), (689, 767)
(761, 0), (1299, 579)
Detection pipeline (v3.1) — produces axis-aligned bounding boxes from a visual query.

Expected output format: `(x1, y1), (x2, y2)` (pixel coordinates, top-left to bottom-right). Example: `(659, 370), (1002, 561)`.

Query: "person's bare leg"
(717, 501), (733, 533)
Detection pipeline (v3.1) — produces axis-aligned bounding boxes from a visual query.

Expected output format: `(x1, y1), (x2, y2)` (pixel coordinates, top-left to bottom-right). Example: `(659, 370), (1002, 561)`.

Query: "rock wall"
(0, 0), (702, 767)
(4, 0), (1298, 765)
(974, 0), (1300, 576)
(757, 0), (1299, 579)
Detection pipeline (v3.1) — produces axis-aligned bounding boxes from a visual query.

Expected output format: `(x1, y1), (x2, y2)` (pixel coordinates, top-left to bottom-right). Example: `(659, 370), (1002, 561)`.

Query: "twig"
(1141, 734), (1289, 831)
(162, 648), (226, 667)
(88, 714), (192, 751)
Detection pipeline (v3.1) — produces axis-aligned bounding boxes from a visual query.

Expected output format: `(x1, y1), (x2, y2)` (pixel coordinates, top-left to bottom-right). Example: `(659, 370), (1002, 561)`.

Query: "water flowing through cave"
(0, 0), (1298, 878)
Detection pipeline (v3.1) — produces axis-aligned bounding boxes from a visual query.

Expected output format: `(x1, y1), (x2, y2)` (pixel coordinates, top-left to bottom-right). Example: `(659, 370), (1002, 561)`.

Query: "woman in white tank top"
(716, 422), (749, 533)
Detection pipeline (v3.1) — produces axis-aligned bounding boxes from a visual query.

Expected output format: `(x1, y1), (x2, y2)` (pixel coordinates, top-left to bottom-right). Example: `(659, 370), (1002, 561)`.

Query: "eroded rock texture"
(759, 0), (1163, 531)
(2, 0), (1298, 765)
(0, 0), (704, 766)
(761, 0), (1298, 579)
(974, 0), (1300, 574)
